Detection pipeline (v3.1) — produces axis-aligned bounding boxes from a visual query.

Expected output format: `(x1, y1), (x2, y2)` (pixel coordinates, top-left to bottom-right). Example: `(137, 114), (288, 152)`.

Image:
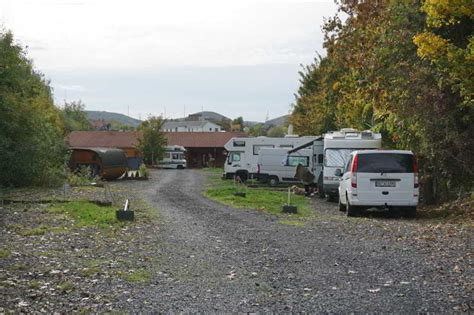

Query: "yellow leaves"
(413, 32), (450, 60)
(422, 0), (474, 27)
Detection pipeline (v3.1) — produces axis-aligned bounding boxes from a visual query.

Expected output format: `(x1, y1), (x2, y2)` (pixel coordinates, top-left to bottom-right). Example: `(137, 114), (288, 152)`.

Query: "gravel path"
(1, 169), (471, 312)
(119, 169), (472, 312)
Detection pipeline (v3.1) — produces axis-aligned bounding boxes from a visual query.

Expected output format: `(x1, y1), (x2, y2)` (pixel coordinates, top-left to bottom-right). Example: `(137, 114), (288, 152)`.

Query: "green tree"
(267, 126), (286, 137)
(231, 116), (244, 132)
(138, 116), (167, 165)
(248, 123), (267, 136)
(60, 100), (92, 133)
(0, 31), (67, 187)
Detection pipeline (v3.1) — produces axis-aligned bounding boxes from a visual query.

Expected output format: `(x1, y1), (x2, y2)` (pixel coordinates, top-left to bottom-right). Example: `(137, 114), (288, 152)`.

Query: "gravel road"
(116, 169), (472, 312)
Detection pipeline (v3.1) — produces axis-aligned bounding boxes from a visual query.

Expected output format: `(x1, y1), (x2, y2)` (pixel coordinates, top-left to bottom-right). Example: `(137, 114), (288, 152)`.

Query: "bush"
(138, 164), (148, 178)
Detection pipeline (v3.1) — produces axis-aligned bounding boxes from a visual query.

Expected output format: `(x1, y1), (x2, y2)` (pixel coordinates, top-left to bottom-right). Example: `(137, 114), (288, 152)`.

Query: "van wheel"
(346, 196), (359, 217)
(236, 172), (248, 183)
(268, 176), (279, 186)
(402, 206), (417, 218)
(338, 196), (345, 212)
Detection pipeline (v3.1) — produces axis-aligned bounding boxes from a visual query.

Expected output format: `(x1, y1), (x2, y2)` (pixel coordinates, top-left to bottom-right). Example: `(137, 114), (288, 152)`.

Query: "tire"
(177, 165), (184, 169)
(338, 196), (345, 212)
(346, 194), (359, 217)
(268, 176), (279, 186)
(402, 206), (417, 218)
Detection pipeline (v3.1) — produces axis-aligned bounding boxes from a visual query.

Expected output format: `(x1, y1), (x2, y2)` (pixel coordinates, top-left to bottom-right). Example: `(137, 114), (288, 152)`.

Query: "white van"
(158, 145), (187, 169)
(337, 150), (419, 217)
(257, 148), (313, 186)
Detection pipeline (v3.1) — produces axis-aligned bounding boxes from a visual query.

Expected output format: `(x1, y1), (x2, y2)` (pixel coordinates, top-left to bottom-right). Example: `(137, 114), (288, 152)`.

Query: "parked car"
(337, 150), (419, 217)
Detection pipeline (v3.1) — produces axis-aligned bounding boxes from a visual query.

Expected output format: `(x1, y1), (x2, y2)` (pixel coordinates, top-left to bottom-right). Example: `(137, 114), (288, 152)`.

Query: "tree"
(0, 31), (67, 187)
(231, 116), (244, 132)
(138, 116), (167, 165)
(60, 100), (92, 133)
(248, 123), (267, 136)
(267, 126), (286, 137)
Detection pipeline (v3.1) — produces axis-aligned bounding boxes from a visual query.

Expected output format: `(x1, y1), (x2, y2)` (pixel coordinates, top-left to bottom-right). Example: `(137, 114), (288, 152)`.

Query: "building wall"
(163, 122), (222, 132)
(185, 147), (227, 168)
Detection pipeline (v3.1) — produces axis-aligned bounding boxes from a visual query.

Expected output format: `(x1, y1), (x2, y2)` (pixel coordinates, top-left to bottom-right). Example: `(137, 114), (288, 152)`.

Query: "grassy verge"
(47, 200), (125, 228)
(202, 168), (312, 218)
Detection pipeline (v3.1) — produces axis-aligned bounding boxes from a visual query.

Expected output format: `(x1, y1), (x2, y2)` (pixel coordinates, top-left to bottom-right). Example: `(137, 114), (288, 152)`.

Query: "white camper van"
(287, 129), (382, 200)
(322, 129), (382, 200)
(223, 136), (317, 181)
(257, 148), (314, 186)
(158, 145), (187, 169)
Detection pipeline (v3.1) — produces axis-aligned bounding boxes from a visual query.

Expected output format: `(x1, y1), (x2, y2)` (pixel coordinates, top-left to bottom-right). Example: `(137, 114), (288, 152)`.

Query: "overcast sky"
(0, 0), (337, 121)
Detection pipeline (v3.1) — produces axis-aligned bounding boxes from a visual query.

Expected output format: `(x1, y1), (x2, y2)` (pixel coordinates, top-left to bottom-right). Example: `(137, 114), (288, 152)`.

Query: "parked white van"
(158, 145), (187, 169)
(337, 150), (419, 217)
(257, 148), (313, 186)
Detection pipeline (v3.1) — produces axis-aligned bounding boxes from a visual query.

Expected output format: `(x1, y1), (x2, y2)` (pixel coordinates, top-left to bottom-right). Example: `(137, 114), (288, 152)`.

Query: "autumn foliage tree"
(138, 116), (168, 165)
(290, 0), (473, 201)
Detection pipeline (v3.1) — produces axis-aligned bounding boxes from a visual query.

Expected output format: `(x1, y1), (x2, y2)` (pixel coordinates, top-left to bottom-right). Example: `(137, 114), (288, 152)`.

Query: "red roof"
(68, 131), (141, 148)
(67, 131), (245, 149)
(165, 132), (245, 148)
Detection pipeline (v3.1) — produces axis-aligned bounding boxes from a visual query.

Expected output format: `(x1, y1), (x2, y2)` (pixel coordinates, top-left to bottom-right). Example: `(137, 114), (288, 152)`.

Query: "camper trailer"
(223, 136), (318, 181)
(158, 145), (187, 169)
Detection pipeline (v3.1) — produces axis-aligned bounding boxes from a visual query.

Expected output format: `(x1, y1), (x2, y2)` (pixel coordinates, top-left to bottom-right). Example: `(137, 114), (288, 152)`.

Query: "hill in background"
(85, 111), (142, 127)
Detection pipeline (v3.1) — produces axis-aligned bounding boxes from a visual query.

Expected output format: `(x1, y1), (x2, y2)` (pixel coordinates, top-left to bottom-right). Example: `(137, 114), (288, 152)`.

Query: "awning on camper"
(287, 136), (323, 154)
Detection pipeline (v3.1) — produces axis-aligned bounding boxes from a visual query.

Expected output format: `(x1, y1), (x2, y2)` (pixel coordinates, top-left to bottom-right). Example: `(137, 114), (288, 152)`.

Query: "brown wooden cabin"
(69, 148), (127, 180)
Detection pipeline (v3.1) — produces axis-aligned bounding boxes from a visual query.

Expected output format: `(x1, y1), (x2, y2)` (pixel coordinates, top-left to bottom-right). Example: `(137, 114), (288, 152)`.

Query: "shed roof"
(68, 131), (140, 148)
(68, 131), (245, 149)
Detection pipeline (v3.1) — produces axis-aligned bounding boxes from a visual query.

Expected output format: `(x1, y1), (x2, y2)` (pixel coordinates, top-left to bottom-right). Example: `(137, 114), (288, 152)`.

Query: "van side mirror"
(334, 169), (343, 177)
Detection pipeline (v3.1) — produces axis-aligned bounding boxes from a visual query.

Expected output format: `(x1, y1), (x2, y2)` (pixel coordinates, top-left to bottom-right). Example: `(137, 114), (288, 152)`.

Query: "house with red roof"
(67, 131), (245, 168)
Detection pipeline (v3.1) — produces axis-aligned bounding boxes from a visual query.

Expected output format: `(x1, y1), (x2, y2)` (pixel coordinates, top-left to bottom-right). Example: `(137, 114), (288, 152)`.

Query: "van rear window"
(357, 153), (414, 173)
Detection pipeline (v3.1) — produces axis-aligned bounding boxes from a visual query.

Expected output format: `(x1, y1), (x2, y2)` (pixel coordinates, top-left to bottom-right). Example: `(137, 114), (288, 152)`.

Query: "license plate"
(375, 180), (396, 187)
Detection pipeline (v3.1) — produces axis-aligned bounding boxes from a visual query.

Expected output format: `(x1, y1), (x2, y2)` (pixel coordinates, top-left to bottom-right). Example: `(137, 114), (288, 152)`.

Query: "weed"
(279, 219), (306, 226)
(57, 281), (75, 293)
(10, 263), (28, 271)
(29, 280), (41, 289)
(123, 269), (151, 283)
(0, 248), (11, 259)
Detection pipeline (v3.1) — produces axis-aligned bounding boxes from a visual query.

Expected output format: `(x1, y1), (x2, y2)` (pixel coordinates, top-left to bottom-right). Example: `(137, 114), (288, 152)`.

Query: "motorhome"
(257, 147), (314, 186)
(288, 129), (382, 200)
(322, 129), (382, 199)
(158, 145), (187, 169)
(223, 136), (318, 181)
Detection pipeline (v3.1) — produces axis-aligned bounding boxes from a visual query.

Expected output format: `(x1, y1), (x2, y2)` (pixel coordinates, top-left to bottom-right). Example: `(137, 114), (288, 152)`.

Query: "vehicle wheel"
(327, 193), (337, 202)
(177, 165), (184, 169)
(346, 195), (359, 217)
(402, 206), (417, 218)
(268, 176), (279, 186)
(338, 196), (345, 212)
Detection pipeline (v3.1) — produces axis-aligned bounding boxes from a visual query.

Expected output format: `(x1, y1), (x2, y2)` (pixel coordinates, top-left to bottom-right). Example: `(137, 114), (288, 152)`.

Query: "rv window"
(325, 149), (354, 167)
(233, 140), (246, 147)
(172, 153), (180, 160)
(230, 152), (241, 162)
(287, 156), (309, 167)
(318, 154), (324, 164)
(253, 145), (274, 155)
(280, 144), (293, 148)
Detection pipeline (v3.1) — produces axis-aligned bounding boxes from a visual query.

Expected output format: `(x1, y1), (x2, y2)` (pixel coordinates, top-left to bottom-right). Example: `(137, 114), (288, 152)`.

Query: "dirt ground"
(1, 169), (472, 312)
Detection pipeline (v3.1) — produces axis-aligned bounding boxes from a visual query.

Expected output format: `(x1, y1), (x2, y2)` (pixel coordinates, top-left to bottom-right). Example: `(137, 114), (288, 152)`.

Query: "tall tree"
(0, 31), (67, 187)
(138, 116), (167, 165)
(60, 100), (92, 133)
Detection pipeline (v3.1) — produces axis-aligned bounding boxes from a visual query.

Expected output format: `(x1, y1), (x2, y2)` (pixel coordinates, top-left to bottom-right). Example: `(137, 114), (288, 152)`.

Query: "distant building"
(67, 130), (245, 168)
(162, 120), (223, 132)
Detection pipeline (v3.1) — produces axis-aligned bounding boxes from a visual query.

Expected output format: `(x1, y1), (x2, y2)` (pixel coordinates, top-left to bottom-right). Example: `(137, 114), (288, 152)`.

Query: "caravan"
(223, 136), (318, 181)
(158, 145), (187, 169)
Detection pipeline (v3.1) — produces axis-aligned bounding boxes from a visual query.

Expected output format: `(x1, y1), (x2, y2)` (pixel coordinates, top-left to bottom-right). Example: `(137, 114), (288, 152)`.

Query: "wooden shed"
(69, 148), (127, 180)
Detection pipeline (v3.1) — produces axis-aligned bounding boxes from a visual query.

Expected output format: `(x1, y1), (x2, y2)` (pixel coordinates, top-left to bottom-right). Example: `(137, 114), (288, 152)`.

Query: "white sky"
(0, 0), (338, 121)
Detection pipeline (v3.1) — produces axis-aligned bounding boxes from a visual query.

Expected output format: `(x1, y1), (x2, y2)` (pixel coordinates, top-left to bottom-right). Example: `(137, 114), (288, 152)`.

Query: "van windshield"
(358, 153), (414, 173)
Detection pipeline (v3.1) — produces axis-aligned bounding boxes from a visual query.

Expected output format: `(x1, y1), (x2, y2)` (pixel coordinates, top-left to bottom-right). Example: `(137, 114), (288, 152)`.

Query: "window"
(229, 152), (241, 162)
(325, 149), (355, 167)
(344, 156), (353, 173)
(209, 128), (212, 131)
(215, 128), (218, 132)
(233, 140), (245, 147)
(357, 153), (414, 173)
(253, 144), (274, 155)
(287, 156), (309, 167)
(280, 144), (293, 148)
(172, 153), (180, 160)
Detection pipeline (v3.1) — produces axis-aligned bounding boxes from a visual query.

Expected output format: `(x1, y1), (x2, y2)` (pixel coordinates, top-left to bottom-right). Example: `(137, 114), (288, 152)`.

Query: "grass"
(57, 281), (75, 293)
(47, 201), (124, 229)
(202, 169), (312, 217)
(0, 248), (11, 259)
(123, 269), (151, 283)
